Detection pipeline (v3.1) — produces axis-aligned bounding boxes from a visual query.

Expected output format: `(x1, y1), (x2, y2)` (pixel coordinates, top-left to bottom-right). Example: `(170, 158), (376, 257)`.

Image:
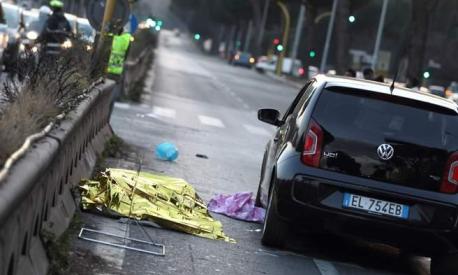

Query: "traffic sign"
(129, 14), (138, 34)
(87, 0), (130, 31)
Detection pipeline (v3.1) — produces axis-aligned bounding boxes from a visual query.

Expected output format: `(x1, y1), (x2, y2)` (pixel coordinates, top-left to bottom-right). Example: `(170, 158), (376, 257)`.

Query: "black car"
(256, 75), (458, 275)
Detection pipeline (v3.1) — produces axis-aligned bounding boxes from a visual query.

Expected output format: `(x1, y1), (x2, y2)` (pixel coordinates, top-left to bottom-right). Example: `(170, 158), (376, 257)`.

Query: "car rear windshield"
(313, 87), (458, 150)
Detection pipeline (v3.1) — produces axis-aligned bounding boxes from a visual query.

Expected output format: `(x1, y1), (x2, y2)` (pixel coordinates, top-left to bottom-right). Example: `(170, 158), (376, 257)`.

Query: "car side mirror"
(258, 109), (283, 126)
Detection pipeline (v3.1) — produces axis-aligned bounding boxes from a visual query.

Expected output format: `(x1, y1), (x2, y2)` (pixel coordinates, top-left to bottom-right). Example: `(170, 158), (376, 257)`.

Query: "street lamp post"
(320, 0), (338, 73)
(257, 0), (271, 49)
(91, 0), (117, 77)
(372, 0), (389, 71)
(275, 0), (290, 76)
(290, 1), (306, 74)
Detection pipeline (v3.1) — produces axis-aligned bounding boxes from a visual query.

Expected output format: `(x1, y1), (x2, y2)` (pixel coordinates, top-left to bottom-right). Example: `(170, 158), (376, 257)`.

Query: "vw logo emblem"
(377, 144), (394, 160)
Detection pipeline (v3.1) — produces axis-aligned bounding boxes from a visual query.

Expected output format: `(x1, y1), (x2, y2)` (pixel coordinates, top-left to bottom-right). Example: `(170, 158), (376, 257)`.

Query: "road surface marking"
(153, 106), (176, 118)
(198, 115), (225, 128)
(114, 102), (131, 109)
(313, 259), (339, 275)
(243, 124), (271, 136)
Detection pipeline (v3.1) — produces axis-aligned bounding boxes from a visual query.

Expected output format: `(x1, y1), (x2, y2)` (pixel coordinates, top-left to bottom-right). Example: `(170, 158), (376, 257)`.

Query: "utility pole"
(372, 0), (389, 71)
(275, 0), (290, 76)
(290, 1), (306, 73)
(92, 0), (117, 77)
(320, 0), (338, 73)
(257, 0), (271, 49)
(244, 20), (253, 52)
(226, 25), (236, 58)
(235, 27), (243, 51)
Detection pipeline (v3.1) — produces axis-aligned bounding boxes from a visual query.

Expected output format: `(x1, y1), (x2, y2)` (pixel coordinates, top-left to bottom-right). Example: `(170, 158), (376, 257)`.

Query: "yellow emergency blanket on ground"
(80, 169), (234, 243)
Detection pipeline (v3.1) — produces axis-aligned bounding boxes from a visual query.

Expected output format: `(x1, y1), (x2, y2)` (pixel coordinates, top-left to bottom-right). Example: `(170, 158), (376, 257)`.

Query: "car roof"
(77, 17), (90, 24)
(314, 74), (458, 113)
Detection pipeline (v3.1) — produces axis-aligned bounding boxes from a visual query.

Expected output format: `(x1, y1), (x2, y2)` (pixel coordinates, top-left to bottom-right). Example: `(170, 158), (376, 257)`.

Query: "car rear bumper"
(274, 160), (458, 255)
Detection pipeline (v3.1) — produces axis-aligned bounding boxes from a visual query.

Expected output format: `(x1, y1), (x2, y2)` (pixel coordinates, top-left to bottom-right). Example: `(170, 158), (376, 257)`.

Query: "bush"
(0, 39), (94, 167)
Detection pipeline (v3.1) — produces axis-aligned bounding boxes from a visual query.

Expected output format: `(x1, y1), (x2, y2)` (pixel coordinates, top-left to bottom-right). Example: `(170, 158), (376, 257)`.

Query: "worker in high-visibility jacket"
(107, 31), (132, 76)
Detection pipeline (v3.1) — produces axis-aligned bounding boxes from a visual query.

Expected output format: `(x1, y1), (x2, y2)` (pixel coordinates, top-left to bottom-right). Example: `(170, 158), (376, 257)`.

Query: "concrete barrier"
(122, 48), (154, 99)
(0, 79), (115, 275)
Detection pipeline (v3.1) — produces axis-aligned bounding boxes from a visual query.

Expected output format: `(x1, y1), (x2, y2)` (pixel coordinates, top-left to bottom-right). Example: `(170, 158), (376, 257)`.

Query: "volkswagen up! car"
(256, 74), (458, 275)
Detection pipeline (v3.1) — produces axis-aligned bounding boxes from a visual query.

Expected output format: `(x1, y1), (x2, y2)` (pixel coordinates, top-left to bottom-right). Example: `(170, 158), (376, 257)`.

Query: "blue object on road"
(155, 142), (179, 161)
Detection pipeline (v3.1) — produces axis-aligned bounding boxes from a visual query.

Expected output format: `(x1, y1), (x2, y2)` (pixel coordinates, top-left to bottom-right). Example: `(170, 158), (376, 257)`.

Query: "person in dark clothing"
(374, 74), (385, 83)
(39, 0), (71, 44)
(344, 68), (356, 78)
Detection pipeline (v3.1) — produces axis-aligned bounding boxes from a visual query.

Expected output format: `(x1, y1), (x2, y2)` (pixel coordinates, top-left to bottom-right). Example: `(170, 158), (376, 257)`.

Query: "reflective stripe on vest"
(107, 33), (131, 75)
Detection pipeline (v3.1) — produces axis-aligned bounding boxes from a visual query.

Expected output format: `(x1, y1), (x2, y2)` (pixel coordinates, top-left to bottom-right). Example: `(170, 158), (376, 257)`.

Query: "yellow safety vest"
(107, 33), (132, 75)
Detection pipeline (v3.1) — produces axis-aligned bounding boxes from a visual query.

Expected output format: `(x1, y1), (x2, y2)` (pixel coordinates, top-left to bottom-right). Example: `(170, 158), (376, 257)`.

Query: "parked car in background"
(255, 56), (304, 77)
(257, 75), (458, 275)
(230, 51), (255, 68)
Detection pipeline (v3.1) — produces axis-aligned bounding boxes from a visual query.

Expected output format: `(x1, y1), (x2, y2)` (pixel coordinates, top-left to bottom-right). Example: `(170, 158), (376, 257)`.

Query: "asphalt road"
(69, 30), (431, 275)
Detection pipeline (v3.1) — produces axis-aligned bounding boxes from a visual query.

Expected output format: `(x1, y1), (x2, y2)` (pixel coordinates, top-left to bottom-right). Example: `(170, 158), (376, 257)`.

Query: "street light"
(348, 15), (356, 23)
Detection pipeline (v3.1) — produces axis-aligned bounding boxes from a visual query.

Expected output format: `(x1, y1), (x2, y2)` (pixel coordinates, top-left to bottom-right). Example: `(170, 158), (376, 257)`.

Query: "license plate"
(343, 193), (409, 219)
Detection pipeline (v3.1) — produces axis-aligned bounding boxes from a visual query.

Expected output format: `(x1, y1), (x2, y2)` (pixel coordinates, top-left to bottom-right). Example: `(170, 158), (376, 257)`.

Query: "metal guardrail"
(0, 79), (115, 275)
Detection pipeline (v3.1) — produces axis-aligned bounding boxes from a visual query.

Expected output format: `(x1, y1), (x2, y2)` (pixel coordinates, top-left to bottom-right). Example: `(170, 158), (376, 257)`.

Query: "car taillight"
(298, 67), (305, 76)
(301, 119), (323, 167)
(440, 152), (458, 194)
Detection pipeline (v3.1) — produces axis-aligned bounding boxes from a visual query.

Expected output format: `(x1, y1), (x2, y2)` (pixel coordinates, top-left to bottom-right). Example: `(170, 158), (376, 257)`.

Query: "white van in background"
(255, 55), (318, 79)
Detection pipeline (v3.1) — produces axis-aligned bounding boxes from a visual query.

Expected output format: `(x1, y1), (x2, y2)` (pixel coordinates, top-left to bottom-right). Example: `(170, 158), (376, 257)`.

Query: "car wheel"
(261, 185), (287, 247)
(431, 253), (458, 275)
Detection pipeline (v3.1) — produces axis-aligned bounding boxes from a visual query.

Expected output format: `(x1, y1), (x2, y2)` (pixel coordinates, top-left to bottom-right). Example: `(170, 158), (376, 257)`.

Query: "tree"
(405, 0), (439, 80)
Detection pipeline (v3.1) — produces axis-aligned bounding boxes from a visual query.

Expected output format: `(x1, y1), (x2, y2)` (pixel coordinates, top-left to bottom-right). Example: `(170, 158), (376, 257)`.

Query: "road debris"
(80, 169), (235, 243)
(195, 153), (209, 159)
(207, 192), (265, 223)
(155, 142), (179, 161)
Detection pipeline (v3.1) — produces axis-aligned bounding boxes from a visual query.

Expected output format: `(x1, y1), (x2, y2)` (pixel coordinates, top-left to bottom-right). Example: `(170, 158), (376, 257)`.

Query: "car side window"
(294, 81), (316, 116)
(282, 81), (311, 121)
(282, 81), (314, 121)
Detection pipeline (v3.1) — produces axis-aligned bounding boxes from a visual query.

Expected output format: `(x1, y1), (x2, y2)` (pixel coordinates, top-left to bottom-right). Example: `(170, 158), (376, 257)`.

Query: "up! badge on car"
(377, 144), (394, 160)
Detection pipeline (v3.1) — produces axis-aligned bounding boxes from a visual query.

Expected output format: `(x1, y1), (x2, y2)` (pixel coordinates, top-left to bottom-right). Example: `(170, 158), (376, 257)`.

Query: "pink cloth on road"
(207, 192), (265, 223)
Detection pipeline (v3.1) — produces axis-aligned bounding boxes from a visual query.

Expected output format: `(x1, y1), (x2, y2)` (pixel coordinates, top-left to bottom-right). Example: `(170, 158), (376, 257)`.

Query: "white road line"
(243, 124), (271, 136)
(114, 102), (131, 109)
(198, 115), (225, 128)
(153, 106), (176, 118)
(313, 259), (339, 275)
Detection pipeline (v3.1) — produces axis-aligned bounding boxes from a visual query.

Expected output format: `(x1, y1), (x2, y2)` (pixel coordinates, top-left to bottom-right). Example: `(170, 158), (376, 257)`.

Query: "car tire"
(261, 185), (287, 248)
(431, 253), (458, 275)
